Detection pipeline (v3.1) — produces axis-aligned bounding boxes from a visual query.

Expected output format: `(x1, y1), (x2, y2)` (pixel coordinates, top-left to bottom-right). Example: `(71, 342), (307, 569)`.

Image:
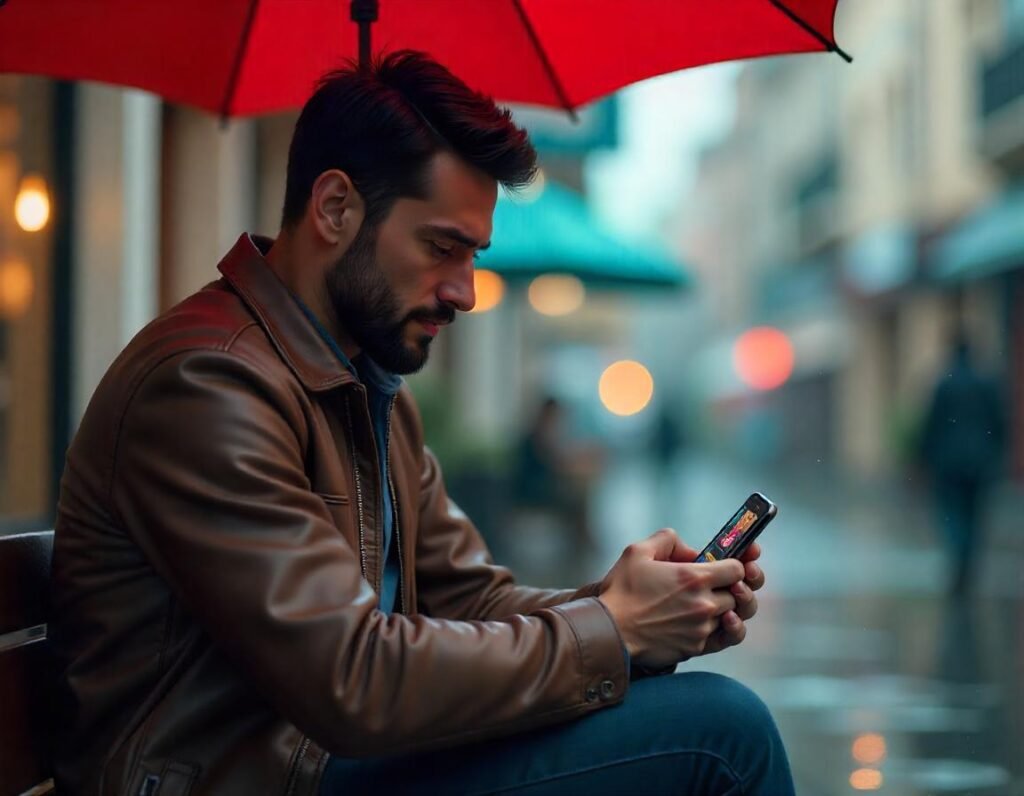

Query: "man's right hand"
(596, 528), (746, 669)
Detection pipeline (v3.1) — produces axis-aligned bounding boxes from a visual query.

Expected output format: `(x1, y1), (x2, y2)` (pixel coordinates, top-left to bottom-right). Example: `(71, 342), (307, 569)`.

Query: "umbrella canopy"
(479, 181), (688, 289)
(0, 0), (849, 118)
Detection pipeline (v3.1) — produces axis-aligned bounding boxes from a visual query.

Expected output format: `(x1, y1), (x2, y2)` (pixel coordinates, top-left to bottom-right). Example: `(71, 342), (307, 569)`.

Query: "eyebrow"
(420, 223), (491, 251)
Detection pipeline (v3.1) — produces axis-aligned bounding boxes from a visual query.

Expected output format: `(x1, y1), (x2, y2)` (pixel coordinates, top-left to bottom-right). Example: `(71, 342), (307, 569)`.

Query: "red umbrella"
(0, 0), (849, 118)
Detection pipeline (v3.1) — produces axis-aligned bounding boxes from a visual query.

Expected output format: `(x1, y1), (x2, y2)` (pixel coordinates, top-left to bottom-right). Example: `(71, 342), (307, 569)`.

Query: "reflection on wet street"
(502, 453), (1024, 795)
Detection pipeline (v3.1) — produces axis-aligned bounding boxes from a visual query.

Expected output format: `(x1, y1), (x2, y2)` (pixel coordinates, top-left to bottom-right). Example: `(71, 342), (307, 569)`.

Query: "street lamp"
(14, 174), (50, 232)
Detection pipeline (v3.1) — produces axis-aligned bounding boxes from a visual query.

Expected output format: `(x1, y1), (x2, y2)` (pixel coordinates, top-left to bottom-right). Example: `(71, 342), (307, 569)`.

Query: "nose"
(437, 259), (476, 313)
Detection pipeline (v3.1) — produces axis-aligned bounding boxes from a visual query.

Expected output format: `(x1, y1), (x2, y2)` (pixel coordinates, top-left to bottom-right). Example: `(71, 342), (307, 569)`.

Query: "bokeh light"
(599, 360), (654, 416)
(14, 174), (50, 232)
(469, 269), (505, 314)
(0, 256), (34, 318)
(528, 274), (585, 316)
(849, 768), (883, 790)
(852, 733), (887, 765)
(733, 326), (795, 390)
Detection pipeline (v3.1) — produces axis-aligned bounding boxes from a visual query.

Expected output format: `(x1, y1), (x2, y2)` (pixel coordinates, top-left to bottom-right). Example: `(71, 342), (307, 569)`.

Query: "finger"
(701, 559), (746, 589)
(739, 541), (762, 562)
(744, 562), (765, 591)
(729, 582), (758, 621)
(709, 588), (738, 617)
(715, 611), (747, 648)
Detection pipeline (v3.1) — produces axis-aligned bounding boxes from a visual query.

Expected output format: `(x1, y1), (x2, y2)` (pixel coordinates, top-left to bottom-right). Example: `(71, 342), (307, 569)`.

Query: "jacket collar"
(217, 233), (358, 393)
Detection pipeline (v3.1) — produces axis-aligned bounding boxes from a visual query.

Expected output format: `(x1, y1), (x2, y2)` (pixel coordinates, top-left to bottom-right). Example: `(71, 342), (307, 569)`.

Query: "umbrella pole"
(350, 0), (379, 68)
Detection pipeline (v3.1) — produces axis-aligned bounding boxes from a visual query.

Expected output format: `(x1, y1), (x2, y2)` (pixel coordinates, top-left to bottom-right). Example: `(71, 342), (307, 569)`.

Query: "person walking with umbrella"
(49, 52), (793, 795)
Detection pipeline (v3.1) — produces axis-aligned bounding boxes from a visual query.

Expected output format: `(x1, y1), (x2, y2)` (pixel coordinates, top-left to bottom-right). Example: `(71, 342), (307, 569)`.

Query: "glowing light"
(599, 360), (654, 416)
(469, 269), (505, 314)
(14, 174), (50, 232)
(852, 733), (887, 765)
(0, 256), (34, 317)
(733, 326), (795, 390)
(849, 768), (883, 790)
(528, 274), (585, 316)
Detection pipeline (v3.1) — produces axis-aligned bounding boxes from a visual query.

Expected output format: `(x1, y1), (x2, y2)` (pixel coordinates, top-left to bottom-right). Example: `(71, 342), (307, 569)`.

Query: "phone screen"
(695, 493), (775, 563)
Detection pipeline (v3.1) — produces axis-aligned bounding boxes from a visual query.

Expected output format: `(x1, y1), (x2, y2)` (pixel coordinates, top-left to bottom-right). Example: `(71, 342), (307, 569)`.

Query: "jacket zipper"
(343, 393), (368, 581)
(283, 736), (312, 796)
(383, 397), (406, 614)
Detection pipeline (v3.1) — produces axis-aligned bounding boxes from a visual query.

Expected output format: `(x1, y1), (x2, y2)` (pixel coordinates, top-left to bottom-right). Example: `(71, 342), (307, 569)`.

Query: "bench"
(0, 530), (56, 796)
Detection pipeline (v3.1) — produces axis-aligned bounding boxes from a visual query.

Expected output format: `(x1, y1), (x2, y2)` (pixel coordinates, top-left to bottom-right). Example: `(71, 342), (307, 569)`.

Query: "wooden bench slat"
(0, 636), (55, 795)
(0, 531), (53, 636)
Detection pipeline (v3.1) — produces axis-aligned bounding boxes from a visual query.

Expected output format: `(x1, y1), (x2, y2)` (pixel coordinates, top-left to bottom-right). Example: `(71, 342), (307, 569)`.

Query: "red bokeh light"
(733, 327), (795, 390)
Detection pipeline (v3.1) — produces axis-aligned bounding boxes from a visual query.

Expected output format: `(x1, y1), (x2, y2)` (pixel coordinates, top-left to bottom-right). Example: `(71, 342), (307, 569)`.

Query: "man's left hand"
(703, 541), (763, 653)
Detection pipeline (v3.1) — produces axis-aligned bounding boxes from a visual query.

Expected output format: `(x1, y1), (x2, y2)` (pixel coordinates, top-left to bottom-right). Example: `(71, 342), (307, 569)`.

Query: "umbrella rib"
(220, 0), (263, 123)
(509, 0), (579, 123)
(769, 0), (853, 63)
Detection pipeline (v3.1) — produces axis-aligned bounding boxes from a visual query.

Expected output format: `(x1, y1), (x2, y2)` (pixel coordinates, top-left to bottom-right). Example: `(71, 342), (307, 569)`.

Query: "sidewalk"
(583, 451), (1024, 796)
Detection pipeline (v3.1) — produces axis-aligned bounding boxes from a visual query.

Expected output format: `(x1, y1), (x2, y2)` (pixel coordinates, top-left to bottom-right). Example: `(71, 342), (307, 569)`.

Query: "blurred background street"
(495, 449), (1024, 795)
(2, 0), (1023, 793)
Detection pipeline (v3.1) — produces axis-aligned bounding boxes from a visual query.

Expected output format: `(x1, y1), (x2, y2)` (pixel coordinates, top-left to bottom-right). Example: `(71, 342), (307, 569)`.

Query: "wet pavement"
(500, 452), (1024, 795)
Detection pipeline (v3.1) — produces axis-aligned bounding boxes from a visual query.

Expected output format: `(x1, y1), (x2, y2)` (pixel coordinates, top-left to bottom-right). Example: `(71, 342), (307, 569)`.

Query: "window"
(0, 77), (61, 530)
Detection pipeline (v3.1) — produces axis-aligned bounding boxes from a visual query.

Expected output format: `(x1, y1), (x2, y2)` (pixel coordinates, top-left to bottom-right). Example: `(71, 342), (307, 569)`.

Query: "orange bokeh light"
(733, 326), (795, 390)
(0, 256), (34, 318)
(852, 733), (887, 765)
(599, 360), (654, 417)
(469, 269), (505, 314)
(15, 174), (50, 232)
(849, 768), (883, 790)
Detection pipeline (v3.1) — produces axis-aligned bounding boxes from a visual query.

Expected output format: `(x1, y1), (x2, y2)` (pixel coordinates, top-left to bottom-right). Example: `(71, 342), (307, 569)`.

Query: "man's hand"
(701, 540), (764, 655)
(596, 528), (751, 669)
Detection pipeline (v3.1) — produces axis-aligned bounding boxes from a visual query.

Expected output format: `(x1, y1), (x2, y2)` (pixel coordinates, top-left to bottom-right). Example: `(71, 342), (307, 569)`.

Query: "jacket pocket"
(132, 761), (199, 796)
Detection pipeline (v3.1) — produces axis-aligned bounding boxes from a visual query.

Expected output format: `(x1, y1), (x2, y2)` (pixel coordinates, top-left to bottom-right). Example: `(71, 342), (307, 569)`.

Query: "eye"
(430, 241), (454, 258)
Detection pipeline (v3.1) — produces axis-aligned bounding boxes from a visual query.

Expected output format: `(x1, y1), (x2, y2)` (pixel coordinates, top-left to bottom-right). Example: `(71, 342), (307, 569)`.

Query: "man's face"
(326, 151), (497, 374)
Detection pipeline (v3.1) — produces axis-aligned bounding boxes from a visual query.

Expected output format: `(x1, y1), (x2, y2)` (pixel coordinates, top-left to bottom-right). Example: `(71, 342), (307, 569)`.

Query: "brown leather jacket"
(49, 234), (629, 796)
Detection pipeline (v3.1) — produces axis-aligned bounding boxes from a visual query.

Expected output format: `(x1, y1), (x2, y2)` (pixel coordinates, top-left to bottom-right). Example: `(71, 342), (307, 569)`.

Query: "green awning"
(477, 180), (690, 290)
(932, 184), (1024, 282)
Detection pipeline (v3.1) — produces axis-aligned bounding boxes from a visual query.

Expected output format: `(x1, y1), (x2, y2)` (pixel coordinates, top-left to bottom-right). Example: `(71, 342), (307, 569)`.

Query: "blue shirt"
(293, 298), (403, 613)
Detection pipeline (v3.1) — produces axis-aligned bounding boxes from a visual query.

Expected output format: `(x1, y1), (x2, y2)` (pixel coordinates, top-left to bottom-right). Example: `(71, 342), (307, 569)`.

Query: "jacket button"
(600, 679), (616, 699)
(585, 686), (599, 703)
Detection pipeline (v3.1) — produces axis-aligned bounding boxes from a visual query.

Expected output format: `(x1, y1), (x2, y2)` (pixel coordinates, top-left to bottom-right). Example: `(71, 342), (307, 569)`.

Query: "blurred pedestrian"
(651, 403), (686, 468)
(650, 403), (687, 521)
(920, 334), (1006, 595)
(513, 396), (603, 552)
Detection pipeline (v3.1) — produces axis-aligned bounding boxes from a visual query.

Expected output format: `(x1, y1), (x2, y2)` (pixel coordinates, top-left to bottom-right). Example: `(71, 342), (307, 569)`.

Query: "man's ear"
(309, 169), (365, 246)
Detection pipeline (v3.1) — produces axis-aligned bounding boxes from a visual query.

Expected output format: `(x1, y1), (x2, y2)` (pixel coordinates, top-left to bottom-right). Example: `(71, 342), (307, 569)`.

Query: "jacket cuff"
(550, 597), (629, 708)
(569, 580), (603, 600)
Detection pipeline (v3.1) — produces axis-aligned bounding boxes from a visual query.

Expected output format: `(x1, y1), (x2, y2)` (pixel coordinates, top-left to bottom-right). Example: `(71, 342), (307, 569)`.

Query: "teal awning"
(477, 181), (690, 290)
(931, 184), (1024, 282)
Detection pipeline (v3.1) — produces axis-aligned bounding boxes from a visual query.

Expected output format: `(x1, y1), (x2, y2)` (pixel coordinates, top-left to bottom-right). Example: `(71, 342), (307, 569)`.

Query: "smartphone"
(695, 492), (777, 562)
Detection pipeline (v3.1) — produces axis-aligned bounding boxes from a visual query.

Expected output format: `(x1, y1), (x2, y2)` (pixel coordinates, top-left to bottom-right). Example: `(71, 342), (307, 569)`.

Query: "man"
(50, 51), (794, 795)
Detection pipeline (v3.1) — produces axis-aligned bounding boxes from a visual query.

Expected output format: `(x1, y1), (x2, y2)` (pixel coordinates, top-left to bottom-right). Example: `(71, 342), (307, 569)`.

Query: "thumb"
(641, 527), (685, 561)
(666, 540), (700, 564)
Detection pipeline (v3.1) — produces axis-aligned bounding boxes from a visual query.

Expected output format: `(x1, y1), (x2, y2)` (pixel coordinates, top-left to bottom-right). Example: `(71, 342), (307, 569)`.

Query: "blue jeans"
(319, 672), (795, 795)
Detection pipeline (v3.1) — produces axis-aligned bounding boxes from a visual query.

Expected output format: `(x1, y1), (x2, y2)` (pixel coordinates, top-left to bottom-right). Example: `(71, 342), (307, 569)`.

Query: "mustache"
(406, 305), (456, 326)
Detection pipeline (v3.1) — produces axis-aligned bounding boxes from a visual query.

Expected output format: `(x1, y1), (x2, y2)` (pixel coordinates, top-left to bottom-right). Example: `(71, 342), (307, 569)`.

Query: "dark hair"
(281, 50), (537, 229)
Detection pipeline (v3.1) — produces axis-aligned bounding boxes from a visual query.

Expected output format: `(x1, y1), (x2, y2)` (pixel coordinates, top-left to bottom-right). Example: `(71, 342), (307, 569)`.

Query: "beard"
(325, 223), (453, 375)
